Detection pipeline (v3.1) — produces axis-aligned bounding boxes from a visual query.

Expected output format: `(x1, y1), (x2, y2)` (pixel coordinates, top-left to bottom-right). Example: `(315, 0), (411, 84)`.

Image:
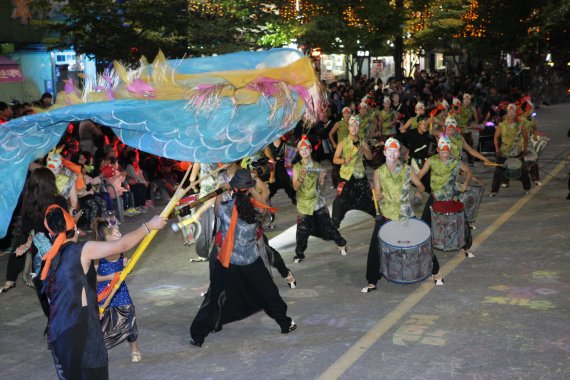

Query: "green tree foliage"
(404, 0), (468, 54)
(31, 0), (283, 62)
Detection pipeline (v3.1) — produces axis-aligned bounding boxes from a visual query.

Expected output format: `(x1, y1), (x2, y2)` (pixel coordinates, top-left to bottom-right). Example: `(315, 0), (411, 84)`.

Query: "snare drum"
(523, 150), (538, 164)
(379, 219), (433, 284)
(458, 183), (485, 223)
(431, 200), (466, 251)
(503, 158), (522, 180)
(530, 136), (548, 156)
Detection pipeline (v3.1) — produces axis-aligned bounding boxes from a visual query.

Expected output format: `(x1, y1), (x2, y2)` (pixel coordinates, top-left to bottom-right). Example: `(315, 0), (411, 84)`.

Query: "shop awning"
(0, 56), (25, 83)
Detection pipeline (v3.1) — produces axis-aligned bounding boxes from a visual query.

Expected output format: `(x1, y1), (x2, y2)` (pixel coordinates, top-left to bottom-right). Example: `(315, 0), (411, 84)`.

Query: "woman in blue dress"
(94, 219), (141, 362)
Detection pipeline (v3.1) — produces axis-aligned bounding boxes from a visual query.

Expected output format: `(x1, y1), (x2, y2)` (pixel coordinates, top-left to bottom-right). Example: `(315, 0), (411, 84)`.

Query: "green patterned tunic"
(379, 109), (395, 136)
(294, 161), (326, 216)
(498, 120), (523, 157)
(455, 106), (474, 132)
(336, 119), (349, 143)
(449, 134), (465, 161)
(428, 156), (461, 201)
(376, 163), (414, 221)
(357, 113), (371, 140)
(339, 136), (366, 180)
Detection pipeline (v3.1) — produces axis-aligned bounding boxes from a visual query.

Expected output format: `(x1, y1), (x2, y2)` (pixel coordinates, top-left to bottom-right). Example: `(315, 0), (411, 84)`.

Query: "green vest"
(379, 109), (395, 136)
(377, 163), (414, 221)
(294, 161), (325, 215)
(456, 106), (474, 131)
(339, 136), (366, 180)
(519, 118), (533, 140)
(357, 113), (371, 140)
(429, 156), (461, 201)
(498, 120), (523, 157)
(449, 134), (465, 160)
(336, 119), (349, 142)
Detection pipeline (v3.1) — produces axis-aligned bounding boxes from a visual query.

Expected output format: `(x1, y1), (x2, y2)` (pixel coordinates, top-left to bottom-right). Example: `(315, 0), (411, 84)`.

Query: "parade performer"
(399, 101), (425, 133)
(362, 138), (425, 293)
(490, 103), (531, 197)
(378, 97), (396, 138)
(292, 137), (347, 263)
(328, 106), (353, 188)
(94, 219), (142, 363)
(455, 94), (479, 165)
(264, 137), (297, 205)
(331, 116), (376, 228)
(356, 101), (372, 141)
(241, 159), (296, 287)
(442, 116), (492, 166)
(42, 205), (166, 379)
(518, 99), (541, 185)
(397, 116), (436, 194)
(418, 137), (475, 261)
(190, 169), (296, 347)
(429, 99), (450, 132)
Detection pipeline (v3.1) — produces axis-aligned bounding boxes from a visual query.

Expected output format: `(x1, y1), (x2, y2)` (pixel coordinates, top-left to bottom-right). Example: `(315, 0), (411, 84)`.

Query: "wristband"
(142, 223), (150, 235)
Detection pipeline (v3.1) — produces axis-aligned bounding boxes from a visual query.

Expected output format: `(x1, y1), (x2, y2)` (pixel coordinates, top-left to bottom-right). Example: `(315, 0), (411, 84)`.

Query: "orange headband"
(41, 205), (76, 280)
(297, 135), (312, 151)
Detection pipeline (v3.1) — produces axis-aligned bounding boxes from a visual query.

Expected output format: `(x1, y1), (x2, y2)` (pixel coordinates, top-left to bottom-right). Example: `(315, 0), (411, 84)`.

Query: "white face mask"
(439, 149), (451, 160)
(384, 148), (400, 162)
(349, 123), (360, 136)
(298, 146), (311, 159)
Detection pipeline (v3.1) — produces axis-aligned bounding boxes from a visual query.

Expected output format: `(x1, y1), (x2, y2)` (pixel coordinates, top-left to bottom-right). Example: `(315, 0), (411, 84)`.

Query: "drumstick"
(484, 162), (503, 168)
(371, 187), (381, 216)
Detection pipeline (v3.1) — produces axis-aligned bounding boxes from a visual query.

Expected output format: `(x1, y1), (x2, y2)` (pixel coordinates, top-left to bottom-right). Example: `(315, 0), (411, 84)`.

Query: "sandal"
(131, 351), (142, 363)
(0, 282), (16, 294)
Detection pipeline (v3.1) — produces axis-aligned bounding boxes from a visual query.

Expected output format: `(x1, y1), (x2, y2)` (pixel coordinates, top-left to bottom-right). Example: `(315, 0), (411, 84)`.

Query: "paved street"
(1, 104), (569, 380)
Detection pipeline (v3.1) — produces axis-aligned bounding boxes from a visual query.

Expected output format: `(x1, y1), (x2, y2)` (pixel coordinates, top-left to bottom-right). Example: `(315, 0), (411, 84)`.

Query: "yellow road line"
(318, 157), (569, 380)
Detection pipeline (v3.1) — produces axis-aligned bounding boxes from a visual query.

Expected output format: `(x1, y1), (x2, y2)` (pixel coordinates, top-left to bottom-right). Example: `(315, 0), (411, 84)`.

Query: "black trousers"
(190, 257), (292, 345)
(262, 234), (290, 278)
(295, 207), (346, 259)
(462, 132), (475, 164)
(331, 163), (341, 188)
(491, 155), (531, 193)
(332, 176), (376, 228)
(269, 164), (296, 204)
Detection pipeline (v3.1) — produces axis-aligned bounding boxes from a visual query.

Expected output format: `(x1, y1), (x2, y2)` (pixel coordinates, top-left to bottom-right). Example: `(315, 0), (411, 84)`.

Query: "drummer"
(490, 103), (531, 197)
(398, 116), (436, 194)
(292, 136), (347, 263)
(518, 98), (541, 186)
(362, 138), (426, 293)
(399, 101), (425, 134)
(418, 136), (476, 263)
(440, 116), (493, 166)
(331, 116), (376, 228)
